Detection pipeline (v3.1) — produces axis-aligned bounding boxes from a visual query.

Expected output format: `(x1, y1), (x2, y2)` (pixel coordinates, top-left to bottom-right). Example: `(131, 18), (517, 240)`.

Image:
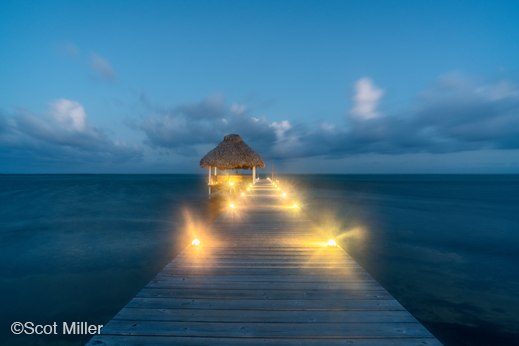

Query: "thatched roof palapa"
(200, 134), (265, 170)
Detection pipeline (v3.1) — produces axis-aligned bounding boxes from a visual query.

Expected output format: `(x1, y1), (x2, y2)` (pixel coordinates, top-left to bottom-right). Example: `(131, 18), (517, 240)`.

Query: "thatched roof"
(200, 134), (265, 170)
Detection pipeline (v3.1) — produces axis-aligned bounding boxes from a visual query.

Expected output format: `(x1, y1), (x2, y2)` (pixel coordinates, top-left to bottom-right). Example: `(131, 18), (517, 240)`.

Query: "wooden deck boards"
(86, 179), (442, 346)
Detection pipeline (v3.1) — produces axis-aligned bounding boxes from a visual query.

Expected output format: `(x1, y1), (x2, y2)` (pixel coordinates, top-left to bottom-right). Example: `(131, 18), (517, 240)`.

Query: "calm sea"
(0, 174), (518, 346)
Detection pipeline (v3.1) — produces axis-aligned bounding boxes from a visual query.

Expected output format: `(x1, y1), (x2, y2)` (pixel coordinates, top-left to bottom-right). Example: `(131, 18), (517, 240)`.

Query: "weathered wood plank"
(159, 268), (369, 276)
(136, 288), (393, 300)
(87, 335), (442, 346)
(153, 274), (376, 283)
(124, 298), (406, 310)
(145, 280), (385, 291)
(169, 259), (356, 264)
(114, 308), (418, 323)
(173, 255), (353, 260)
(98, 321), (434, 338)
(151, 275), (377, 285)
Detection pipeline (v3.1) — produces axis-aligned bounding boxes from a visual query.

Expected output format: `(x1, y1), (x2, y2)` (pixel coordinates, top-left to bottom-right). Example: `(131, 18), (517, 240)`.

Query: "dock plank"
(86, 335), (443, 346)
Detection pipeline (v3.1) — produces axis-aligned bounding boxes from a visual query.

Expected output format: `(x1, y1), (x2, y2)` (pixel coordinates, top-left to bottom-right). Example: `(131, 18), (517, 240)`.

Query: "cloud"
(298, 74), (519, 158)
(139, 94), (277, 155)
(57, 42), (117, 82)
(0, 99), (142, 164)
(135, 74), (519, 162)
(349, 77), (385, 120)
(230, 103), (247, 115)
(88, 54), (117, 81)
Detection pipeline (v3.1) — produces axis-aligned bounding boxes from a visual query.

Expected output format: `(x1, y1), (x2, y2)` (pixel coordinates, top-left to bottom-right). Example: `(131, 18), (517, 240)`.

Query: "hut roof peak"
(224, 134), (242, 143)
(200, 134), (265, 170)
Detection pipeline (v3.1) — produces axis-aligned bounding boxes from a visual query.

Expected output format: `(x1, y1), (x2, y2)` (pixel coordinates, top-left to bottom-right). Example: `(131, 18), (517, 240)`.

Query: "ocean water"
(0, 174), (518, 346)
(0, 175), (214, 346)
(288, 174), (519, 346)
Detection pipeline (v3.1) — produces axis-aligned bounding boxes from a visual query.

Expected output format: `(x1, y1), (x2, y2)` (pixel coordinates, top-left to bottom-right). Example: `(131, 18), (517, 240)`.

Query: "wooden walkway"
(87, 179), (442, 345)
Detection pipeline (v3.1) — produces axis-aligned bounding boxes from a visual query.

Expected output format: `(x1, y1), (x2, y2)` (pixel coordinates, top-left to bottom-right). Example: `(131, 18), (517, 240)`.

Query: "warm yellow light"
(230, 182), (233, 186)
(327, 239), (337, 246)
(277, 188), (280, 190)
(282, 193), (286, 196)
(293, 204), (298, 208)
(192, 239), (200, 246)
(241, 193), (245, 196)
(247, 188), (250, 190)
(230, 203), (235, 208)
(249, 184), (252, 187)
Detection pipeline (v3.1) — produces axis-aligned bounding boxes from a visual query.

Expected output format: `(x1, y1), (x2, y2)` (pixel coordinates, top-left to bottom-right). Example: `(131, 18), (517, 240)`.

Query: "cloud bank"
(2, 73), (518, 172)
(0, 99), (141, 164)
(137, 74), (519, 160)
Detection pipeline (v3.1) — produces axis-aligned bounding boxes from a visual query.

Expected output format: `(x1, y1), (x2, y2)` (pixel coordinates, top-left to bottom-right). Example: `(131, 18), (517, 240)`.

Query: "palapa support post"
(208, 167), (211, 196)
(253, 166), (256, 185)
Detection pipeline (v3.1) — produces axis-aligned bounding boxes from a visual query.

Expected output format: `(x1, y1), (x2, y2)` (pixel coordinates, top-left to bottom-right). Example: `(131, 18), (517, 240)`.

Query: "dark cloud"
(285, 75), (519, 159)
(139, 95), (277, 154)
(137, 74), (519, 161)
(0, 99), (142, 164)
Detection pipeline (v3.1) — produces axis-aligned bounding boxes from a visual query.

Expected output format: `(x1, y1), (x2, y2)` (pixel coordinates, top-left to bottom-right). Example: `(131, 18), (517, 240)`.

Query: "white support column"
(208, 167), (211, 195)
(253, 166), (256, 185)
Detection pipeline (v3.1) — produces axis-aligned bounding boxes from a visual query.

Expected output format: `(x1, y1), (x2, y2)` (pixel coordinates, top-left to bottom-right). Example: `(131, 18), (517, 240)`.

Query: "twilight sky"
(1, 0), (519, 173)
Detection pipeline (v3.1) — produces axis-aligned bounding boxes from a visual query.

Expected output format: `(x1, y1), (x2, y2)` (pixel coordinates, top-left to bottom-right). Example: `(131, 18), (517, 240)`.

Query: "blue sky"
(1, 0), (519, 173)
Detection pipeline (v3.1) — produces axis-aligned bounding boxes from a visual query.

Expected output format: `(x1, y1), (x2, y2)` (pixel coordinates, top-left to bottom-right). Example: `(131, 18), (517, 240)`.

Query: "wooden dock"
(87, 179), (442, 345)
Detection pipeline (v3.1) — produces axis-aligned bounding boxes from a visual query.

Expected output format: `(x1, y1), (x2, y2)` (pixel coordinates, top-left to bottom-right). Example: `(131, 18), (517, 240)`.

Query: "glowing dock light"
(241, 193), (245, 196)
(277, 188), (280, 190)
(230, 182), (233, 186)
(282, 193), (286, 196)
(247, 188), (250, 190)
(327, 239), (337, 246)
(192, 239), (200, 246)
(230, 203), (235, 208)
(293, 204), (298, 208)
